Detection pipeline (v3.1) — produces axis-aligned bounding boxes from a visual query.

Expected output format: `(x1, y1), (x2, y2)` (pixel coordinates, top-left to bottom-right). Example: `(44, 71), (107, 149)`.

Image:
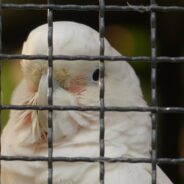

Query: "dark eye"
(92, 69), (99, 81)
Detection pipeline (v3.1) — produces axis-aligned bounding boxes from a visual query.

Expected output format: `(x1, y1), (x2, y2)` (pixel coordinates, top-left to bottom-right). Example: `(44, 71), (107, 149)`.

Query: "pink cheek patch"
(69, 85), (86, 94)
(68, 76), (86, 95)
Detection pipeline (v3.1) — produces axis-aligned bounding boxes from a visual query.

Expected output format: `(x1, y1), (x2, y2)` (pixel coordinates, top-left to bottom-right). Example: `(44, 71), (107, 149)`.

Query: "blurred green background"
(1, 0), (184, 183)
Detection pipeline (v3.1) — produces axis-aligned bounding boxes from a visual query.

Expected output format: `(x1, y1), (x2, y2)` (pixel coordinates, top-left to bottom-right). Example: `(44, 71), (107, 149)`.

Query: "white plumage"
(1, 21), (172, 184)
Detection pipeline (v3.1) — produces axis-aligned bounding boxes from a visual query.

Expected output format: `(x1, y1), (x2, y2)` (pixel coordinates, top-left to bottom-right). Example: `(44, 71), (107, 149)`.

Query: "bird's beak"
(37, 74), (60, 106)
(36, 74), (60, 134)
(37, 74), (48, 105)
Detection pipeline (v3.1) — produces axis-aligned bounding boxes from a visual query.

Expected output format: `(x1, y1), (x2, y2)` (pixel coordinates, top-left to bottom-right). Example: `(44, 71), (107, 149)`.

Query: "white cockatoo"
(1, 21), (172, 184)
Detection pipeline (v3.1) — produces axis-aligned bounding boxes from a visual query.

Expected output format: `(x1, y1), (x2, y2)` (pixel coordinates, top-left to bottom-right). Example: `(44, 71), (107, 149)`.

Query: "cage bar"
(0, 0), (2, 182)
(150, 0), (157, 184)
(0, 54), (184, 63)
(0, 155), (184, 164)
(0, 105), (184, 113)
(47, 0), (54, 184)
(0, 1), (183, 184)
(1, 4), (184, 12)
(99, 0), (105, 184)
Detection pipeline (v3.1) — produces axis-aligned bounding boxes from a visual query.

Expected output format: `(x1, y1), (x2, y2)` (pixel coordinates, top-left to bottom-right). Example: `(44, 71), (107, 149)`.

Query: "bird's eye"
(92, 69), (99, 81)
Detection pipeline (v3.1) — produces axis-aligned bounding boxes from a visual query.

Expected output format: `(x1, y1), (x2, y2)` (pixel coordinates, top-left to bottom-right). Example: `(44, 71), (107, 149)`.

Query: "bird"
(1, 21), (172, 184)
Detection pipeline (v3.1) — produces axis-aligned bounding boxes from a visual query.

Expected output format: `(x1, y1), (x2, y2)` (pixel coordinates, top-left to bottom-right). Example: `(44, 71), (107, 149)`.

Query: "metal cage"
(0, 1), (184, 184)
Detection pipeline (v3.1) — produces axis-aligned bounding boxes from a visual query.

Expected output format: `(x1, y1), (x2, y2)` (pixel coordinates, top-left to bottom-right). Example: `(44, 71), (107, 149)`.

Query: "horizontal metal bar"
(0, 156), (150, 163)
(0, 54), (150, 61)
(158, 56), (184, 62)
(158, 158), (184, 164)
(0, 105), (184, 113)
(1, 155), (184, 164)
(1, 54), (184, 63)
(108, 5), (184, 12)
(1, 4), (184, 12)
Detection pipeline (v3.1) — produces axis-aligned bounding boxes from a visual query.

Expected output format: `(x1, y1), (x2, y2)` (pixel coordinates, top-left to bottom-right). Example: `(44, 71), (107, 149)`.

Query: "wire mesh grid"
(0, 1), (184, 184)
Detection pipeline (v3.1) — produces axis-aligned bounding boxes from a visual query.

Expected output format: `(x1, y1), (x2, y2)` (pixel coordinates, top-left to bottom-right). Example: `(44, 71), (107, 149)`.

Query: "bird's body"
(1, 21), (172, 184)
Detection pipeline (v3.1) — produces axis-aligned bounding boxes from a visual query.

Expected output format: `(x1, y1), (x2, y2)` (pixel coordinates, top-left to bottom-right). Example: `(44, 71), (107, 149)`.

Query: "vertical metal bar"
(150, 0), (157, 184)
(0, 0), (2, 182)
(47, 0), (53, 184)
(99, 0), (105, 184)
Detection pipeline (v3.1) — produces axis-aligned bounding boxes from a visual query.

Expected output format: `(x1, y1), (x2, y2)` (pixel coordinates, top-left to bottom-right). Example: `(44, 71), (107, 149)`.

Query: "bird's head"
(14, 21), (149, 149)
(19, 22), (109, 144)
(21, 22), (107, 106)
(21, 21), (141, 106)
